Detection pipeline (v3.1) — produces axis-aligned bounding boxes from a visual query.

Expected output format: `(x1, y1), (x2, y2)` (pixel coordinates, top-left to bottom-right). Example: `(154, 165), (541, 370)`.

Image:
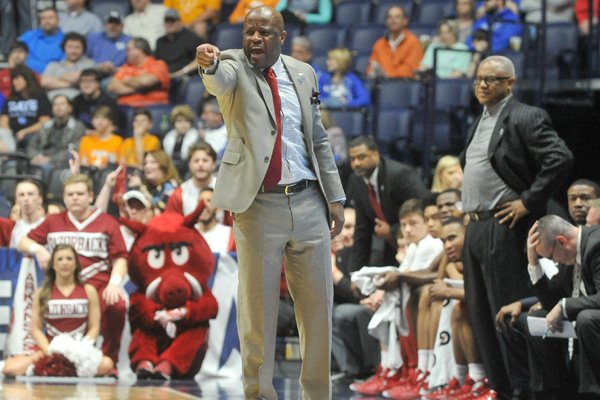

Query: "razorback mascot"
(121, 201), (218, 379)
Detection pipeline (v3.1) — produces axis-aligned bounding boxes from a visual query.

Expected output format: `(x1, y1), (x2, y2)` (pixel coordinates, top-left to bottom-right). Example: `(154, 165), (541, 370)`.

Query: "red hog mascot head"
(121, 201), (218, 379)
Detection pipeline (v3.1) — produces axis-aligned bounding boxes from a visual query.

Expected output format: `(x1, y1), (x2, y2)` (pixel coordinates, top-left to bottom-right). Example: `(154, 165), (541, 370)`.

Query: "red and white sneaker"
(425, 376), (463, 400)
(454, 378), (494, 400)
(352, 368), (403, 396)
(349, 366), (385, 392)
(382, 370), (429, 399)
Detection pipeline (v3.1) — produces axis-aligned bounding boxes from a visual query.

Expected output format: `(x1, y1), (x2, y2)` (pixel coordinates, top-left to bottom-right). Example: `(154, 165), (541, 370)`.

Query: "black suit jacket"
(349, 158), (430, 268)
(533, 226), (600, 320)
(459, 97), (573, 215)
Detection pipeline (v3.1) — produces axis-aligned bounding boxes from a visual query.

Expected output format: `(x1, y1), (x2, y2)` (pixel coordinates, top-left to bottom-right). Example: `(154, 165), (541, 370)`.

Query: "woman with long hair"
(431, 155), (464, 193)
(1, 244), (113, 377)
(0, 65), (51, 149)
(129, 150), (182, 212)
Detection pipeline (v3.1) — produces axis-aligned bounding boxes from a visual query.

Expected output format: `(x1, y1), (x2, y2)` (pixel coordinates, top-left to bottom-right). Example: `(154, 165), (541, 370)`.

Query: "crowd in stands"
(0, 0), (599, 399)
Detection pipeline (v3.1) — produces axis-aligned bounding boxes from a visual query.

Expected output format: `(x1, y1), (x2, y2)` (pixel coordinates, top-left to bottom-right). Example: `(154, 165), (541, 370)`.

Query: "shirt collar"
(484, 93), (512, 117)
(365, 166), (380, 187)
(265, 57), (284, 76)
(388, 31), (405, 50)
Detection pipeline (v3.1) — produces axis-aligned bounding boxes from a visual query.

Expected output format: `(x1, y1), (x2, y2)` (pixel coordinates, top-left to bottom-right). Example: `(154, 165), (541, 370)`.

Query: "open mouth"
(250, 48), (264, 56)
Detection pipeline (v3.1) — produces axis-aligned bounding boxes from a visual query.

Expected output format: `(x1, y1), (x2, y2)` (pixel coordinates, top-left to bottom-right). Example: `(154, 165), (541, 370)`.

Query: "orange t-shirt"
(368, 31), (424, 79)
(164, 0), (222, 25)
(119, 133), (161, 167)
(229, 0), (279, 24)
(79, 133), (123, 168)
(113, 56), (170, 107)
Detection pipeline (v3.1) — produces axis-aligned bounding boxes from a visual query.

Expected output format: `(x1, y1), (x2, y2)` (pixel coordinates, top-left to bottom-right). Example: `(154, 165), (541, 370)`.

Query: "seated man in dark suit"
(527, 215), (600, 399)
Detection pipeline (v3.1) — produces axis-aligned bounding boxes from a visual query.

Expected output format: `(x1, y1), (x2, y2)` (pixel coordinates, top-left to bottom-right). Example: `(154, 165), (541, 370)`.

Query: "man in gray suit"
(196, 6), (345, 400)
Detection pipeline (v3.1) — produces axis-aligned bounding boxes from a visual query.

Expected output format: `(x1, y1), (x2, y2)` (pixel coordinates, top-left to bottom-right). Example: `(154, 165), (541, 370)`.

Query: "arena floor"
(0, 374), (361, 399)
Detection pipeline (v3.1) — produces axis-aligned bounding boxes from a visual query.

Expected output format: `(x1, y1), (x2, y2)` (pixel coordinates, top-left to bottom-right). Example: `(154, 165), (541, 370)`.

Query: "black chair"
(375, 109), (412, 161)
(376, 79), (423, 110)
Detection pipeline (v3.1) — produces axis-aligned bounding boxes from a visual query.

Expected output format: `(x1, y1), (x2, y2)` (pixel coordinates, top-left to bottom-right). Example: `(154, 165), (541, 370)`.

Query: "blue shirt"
(318, 72), (370, 108)
(87, 32), (131, 67)
(467, 8), (522, 53)
(20, 29), (65, 74)
(272, 57), (318, 185)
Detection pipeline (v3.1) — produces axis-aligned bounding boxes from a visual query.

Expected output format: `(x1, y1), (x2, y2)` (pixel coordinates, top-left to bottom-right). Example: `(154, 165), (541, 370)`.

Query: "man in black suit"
(348, 136), (430, 268)
(528, 215), (600, 398)
(460, 55), (573, 398)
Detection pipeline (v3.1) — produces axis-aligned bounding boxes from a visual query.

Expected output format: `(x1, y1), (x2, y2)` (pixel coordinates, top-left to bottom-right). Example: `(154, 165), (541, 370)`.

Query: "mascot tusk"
(145, 277), (163, 301)
(184, 272), (203, 298)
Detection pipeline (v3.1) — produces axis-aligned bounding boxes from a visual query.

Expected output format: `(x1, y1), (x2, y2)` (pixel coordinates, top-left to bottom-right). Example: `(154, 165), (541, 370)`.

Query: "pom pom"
(33, 353), (77, 377)
(48, 334), (103, 377)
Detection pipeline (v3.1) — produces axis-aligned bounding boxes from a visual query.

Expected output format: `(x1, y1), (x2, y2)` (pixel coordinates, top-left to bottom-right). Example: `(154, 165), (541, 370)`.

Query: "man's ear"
(556, 235), (567, 247)
(280, 31), (287, 45)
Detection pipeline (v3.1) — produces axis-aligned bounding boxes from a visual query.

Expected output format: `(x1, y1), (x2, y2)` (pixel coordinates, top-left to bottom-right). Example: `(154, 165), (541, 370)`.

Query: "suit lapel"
(249, 59), (277, 128)
(487, 97), (514, 157)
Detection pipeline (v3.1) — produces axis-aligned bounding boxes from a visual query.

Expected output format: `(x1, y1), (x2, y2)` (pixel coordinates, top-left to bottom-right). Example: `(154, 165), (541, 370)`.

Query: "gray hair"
(292, 36), (313, 52)
(537, 215), (576, 248)
(479, 55), (516, 78)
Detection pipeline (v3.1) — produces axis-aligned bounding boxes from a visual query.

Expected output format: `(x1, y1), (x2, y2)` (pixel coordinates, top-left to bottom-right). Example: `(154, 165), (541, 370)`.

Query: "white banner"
(197, 253), (242, 379)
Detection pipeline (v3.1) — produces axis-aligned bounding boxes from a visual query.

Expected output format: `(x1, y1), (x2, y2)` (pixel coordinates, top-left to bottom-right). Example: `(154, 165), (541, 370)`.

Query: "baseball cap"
(105, 11), (123, 24)
(164, 9), (180, 21)
(123, 190), (152, 208)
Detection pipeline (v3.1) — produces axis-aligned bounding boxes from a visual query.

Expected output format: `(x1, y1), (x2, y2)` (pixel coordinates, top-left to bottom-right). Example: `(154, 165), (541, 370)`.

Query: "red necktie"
(368, 183), (387, 222)
(263, 67), (282, 189)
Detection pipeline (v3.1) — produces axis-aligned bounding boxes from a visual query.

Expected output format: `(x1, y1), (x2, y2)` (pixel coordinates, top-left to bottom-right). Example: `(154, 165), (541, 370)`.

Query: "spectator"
(26, 94), (85, 175)
(108, 37), (170, 107)
(367, 5), (424, 79)
(72, 69), (119, 131)
(163, 105), (200, 172)
(124, 0), (167, 51)
(155, 9), (204, 81)
(467, 0), (522, 53)
(79, 105), (123, 168)
(198, 97), (227, 159)
(318, 48), (370, 109)
(520, 0), (574, 24)
(276, 0), (332, 25)
(20, 7), (64, 74)
(466, 28), (490, 78)
(436, 188), (463, 222)
(0, 66), (51, 149)
(58, 0), (103, 36)
(431, 155), (464, 193)
(229, 0), (279, 24)
(166, 142), (217, 215)
(423, 194), (443, 239)
(41, 32), (96, 99)
(164, 0), (221, 40)
(130, 150), (181, 212)
(19, 174), (129, 368)
(419, 20), (471, 79)
(195, 188), (234, 254)
(348, 136), (430, 268)
(86, 11), (131, 78)
(0, 179), (45, 248)
(290, 35), (322, 77)
(0, 41), (34, 98)
(451, 0), (476, 43)
(119, 108), (161, 168)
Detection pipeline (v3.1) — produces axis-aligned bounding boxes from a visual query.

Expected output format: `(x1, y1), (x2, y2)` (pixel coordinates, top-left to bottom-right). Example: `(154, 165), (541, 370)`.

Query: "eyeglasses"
(473, 76), (511, 86)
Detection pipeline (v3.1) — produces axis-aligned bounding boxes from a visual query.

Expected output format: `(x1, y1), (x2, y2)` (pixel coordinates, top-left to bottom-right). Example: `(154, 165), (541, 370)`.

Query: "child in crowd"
(79, 106), (122, 168)
(119, 108), (160, 168)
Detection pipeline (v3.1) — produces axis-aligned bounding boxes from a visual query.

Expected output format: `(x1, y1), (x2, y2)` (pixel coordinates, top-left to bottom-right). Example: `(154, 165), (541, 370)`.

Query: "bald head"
(245, 6), (284, 32)
(243, 5), (287, 69)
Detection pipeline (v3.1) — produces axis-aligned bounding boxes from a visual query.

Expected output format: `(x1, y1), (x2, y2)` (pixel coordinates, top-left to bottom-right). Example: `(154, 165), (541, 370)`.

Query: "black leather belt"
(468, 209), (499, 222)
(260, 180), (314, 195)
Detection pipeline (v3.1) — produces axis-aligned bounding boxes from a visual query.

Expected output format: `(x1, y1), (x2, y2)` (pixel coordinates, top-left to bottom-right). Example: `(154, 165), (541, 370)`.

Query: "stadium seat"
(376, 79), (423, 110)
(346, 24), (386, 56)
(375, 109), (412, 160)
(372, 0), (414, 24)
(327, 109), (368, 138)
(335, 0), (372, 27)
(90, 1), (129, 22)
(414, 0), (454, 25)
(304, 25), (347, 55)
(211, 23), (244, 51)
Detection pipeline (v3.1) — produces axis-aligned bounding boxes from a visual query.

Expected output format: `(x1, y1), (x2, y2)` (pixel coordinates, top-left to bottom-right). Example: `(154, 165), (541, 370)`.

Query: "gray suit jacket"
(201, 49), (344, 213)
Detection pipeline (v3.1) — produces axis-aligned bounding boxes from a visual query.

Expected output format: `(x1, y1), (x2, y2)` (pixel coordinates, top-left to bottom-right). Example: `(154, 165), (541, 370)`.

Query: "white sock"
(417, 349), (430, 373)
(381, 350), (388, 369)
(455, 364), (468, 384)
(468, 363), (486, 382)
(426, 349), (435, 371)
